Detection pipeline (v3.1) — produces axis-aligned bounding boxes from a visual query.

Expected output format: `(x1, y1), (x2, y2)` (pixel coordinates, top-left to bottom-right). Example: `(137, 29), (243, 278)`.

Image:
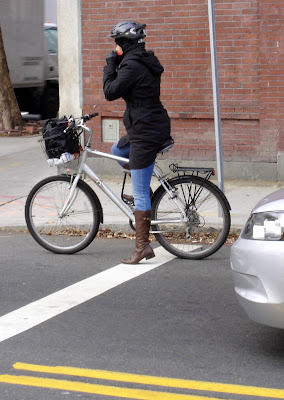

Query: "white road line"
(0, 247), (175, 343)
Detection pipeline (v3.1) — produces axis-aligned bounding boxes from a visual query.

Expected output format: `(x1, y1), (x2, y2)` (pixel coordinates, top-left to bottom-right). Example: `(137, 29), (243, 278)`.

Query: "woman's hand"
(106, 51), (118, 65)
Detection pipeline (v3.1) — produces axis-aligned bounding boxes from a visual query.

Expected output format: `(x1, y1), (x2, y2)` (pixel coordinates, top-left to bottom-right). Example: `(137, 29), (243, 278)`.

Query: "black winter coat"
(103, 44), (171, 169)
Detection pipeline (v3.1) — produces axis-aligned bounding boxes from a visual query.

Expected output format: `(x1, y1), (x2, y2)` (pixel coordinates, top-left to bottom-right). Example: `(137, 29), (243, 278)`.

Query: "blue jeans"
(111, 141), (154, 211)
(111, 141), (130, 166)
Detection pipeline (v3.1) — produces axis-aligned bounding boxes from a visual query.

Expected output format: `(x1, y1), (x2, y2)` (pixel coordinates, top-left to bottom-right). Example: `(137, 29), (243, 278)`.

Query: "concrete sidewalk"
(0, 134), (282, 233)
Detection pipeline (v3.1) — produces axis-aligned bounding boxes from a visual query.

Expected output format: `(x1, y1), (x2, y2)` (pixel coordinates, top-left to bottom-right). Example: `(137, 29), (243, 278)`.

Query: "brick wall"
(81, 0), (283, 166)
(259, 0), (284, 159)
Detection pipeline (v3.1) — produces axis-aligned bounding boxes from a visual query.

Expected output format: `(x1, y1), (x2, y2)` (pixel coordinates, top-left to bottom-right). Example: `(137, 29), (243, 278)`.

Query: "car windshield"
(45, 28), (58, 53)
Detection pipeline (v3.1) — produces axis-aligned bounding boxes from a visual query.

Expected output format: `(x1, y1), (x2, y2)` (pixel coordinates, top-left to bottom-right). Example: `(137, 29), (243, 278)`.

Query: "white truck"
(0, 0), (59, 119)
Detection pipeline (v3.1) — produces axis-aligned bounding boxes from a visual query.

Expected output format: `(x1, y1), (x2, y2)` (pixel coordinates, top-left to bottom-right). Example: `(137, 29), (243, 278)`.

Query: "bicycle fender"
(217, 186), (231, 211)
(152, 176), (231, 212)
(203, 178), (231, 211)
(80, 179), (104, 223)
(150, 185), (164, 207)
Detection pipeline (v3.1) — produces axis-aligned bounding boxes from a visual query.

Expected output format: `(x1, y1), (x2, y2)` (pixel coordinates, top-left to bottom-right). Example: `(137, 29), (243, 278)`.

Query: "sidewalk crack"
(0, 196), (27, 207)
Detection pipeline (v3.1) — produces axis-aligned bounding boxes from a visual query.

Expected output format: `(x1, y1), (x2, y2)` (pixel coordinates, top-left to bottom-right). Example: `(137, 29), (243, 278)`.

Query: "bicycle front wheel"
(25, 175), (101, 254)
(151, 176), (230, 259)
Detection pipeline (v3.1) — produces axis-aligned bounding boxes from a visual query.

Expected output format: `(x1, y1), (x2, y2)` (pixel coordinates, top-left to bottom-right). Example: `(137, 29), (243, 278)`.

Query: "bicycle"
(25, 113), (231, 259)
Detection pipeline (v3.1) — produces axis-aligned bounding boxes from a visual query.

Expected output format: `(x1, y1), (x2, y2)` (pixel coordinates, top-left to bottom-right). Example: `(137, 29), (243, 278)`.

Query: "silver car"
(230, 188), (284, 329)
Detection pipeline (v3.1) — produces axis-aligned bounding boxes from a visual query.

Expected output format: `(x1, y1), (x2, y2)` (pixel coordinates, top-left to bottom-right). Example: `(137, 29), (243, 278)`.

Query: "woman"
(103, 21), (173, 264)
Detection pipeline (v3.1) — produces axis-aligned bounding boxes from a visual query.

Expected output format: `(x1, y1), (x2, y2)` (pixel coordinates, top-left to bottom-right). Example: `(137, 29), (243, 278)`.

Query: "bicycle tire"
(151, 175), (231, 259)
(25, 175), (101, 254)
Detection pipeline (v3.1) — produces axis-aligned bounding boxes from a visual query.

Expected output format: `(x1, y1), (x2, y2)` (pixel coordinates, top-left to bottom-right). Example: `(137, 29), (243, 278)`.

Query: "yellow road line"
(0, 375), (231, 400)
(14, 362), (284, 399)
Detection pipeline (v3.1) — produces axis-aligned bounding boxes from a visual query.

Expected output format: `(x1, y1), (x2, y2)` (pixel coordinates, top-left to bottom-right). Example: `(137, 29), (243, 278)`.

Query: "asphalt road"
(0, 233), (283, 399)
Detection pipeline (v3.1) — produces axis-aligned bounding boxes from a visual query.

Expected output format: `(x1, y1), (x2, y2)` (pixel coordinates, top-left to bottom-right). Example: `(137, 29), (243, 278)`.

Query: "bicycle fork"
(57, 174), (81, 219)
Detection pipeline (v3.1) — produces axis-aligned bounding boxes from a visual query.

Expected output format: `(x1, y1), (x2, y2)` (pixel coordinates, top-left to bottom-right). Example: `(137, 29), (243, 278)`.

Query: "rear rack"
(169, 163), (215, 180)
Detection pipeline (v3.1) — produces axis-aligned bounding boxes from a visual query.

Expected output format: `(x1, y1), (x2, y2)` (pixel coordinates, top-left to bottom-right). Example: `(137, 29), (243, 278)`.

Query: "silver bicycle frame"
(59, 123), (187, 226)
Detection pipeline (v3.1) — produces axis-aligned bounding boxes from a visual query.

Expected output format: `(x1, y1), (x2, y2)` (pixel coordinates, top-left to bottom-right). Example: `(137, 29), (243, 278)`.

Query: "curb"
(0, 224), (241, 245)
(0, 123), (43, 137)
(0, 223), (134, 234)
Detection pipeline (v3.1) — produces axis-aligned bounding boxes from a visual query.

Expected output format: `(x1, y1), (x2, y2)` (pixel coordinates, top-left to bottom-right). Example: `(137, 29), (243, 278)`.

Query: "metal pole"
(208, 0), (224, 193)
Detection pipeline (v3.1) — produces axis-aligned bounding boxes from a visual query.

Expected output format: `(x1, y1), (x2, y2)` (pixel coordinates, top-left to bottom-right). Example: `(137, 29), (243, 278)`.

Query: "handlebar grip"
(83, 113), (99, 122)
(89, 112), (99, 119)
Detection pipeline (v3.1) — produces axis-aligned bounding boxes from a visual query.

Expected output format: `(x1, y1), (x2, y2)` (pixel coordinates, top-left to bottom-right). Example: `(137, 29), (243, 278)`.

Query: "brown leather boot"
(122, 163), (130, 169)
(122, 210), (155, 264)
(122, 188), (154, 203)
(122, 163), (131, 172)
(122, 193), (135, 203)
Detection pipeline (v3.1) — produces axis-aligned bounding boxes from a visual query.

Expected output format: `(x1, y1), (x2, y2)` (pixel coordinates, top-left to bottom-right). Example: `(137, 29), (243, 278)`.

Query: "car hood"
(252, 188), (284, 213)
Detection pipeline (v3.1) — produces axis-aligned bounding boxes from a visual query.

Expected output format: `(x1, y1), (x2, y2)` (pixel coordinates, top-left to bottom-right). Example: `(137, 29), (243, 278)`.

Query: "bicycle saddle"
(158, 138), (174, 154)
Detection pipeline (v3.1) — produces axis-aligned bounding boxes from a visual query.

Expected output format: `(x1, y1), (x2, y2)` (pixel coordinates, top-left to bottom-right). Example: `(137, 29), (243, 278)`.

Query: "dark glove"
(106, 51), (118, 65)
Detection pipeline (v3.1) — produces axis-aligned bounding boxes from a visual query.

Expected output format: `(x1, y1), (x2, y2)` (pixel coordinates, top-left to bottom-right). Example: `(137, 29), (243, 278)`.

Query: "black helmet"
(109, 21), (146, 40)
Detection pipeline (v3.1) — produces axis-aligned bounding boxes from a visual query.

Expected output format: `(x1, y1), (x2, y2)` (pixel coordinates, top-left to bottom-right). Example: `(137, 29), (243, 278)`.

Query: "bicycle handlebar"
(82, 113), (99, 123)
(62, 113), (99, 144)
(63, 119), (75, 134)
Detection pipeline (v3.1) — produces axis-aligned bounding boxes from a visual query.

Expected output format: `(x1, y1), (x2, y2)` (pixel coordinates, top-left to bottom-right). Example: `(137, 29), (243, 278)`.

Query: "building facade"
(60, 0), (284, 181)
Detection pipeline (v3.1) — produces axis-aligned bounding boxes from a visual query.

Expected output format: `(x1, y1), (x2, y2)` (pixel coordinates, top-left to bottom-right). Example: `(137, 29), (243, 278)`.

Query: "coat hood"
(121, 45), (164, 76)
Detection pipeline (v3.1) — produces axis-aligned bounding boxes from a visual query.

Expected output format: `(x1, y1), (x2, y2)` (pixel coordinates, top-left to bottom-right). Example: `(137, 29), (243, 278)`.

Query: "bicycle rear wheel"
(151, 175), (230, 259)
(25, 175), (101, 254)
